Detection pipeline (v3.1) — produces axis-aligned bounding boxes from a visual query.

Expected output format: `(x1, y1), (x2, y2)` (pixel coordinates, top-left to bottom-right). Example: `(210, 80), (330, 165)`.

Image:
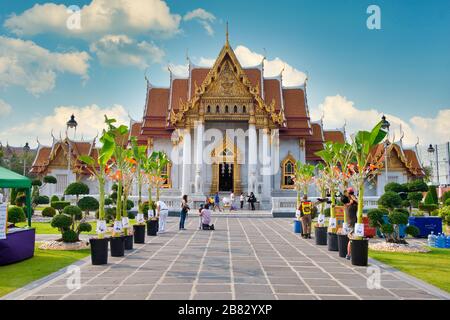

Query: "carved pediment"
(203, 60), (253, 99)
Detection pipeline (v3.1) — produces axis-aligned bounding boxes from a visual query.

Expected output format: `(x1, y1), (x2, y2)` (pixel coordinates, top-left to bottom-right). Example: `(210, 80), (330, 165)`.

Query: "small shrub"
(43, 175), (57, 184)
(401, 200), (411, 208)
(65, 182), (89, 201)
(381, 223), (394, 234)
(445, 198), (450, 207)
(7, 206), (26, 223)
(50, 214), (72, 230)
(424, 186), (438, 205)
(406, 180), (428, 192)
(62, 230), (78, 243)
(384, 182), (407, 193)
(104, 197), (113, 206)
(405, 225), (420, 238)
(126, 199), (134, 211)
(407, 192), (423, 208)
(50, 195), (60, 202)
(440, 191), (450, 204)
(128, 211), (136, 219)
(77, 196), (99, 216)
(78, 222), (92, 233)
(34, 195), (50, 205)
(51, 201), (71, 213)
(378, 191), (402, 211)
(63, 205), (83, 221)
(42, 207), (56, 217)
(367, 208), (388, 228)
(438, 206), (450, 226)
(388, 211), (409, 225)
(418, 203), (438, 215)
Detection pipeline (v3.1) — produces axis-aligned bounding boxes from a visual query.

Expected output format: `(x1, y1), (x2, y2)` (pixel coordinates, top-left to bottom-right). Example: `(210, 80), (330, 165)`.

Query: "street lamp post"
(381, 115), (391, 187)
(66, 114), (78, 184)
(23, 142), (30, 176)
(427, 144), (440, 185)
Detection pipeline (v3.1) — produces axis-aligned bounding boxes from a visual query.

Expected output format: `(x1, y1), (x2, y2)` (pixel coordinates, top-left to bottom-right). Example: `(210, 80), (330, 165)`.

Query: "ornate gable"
(170, 40), (285, 128)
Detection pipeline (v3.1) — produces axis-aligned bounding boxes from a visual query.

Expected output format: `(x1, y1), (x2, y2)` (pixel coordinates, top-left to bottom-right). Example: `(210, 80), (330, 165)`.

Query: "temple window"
(281, 154), (296, 189)
(207, 105), (211, 113)
(234, 105), (238, 113)
(225, 105), (229, 113)
(216, 105), (220, 113)
(243, 105), (246, 113)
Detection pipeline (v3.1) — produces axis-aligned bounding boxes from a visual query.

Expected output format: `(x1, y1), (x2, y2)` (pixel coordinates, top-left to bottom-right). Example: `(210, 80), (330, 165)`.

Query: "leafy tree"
(65, 182), (89, 202)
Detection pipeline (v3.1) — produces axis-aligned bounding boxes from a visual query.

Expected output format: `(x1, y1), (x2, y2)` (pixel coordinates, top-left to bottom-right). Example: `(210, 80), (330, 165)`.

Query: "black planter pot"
(124, 235), (134, 250)
(133, 225), (146, 244)
(110, 236), (125, 257)
(147, 219), (159, 236)
(327, 233), (339, 251)
(315, 227), (328, 245)
(351, 239), (369, 266)
(337, 234), (349, 258)
(89, 237), (109, 265)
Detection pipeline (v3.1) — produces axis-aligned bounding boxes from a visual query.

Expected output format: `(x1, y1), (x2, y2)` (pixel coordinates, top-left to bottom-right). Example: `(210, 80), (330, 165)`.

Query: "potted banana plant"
(292, 162), (315, 238)
(334, 142), (356, 258)
(313, 163), (329, 245)
(316, 142), (341, 250)
(131, 137), (147, 244)
(348, 121), (387, 266)
(105, 117), (129, 257)
(121, 152), (136, 250)
(79, 124), (115, 265)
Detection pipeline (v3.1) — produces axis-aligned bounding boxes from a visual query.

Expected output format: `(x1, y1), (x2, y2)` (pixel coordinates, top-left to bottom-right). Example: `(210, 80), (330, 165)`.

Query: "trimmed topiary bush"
(7, 206), (26, 223)
(42, 207), (57, 217)
(388, 211), (409, 225)
(15, 193), (26, 207)
(31, 179), (42, 187)
(438, 206), (450, 226)
(407, 192), (423, 208)
(33, 195), (50, 205)
(104, 197), (113, 206)
(384, 182), (407, 193)
(378, 191), (402, 212)
(62, 230), (78, 243)
(406, 179), (429, 192)
(51, 214), (72, 231)
(367, 208), (388, 228)
(50, 195), (60, 202)
(51, 201), (71, 213)
(126, 199), (134, 211)
(77, 196), (99, 217)
(43, 175), (57, 184)
(445, 199), (450, 207)
(64, 182), (89, 202)
(78, 222), (92, 233)
(63, 205), (83, 221)
(424, 186), (438, 205)
(418, 203), (439, 215)
(405, 225), (420, 238)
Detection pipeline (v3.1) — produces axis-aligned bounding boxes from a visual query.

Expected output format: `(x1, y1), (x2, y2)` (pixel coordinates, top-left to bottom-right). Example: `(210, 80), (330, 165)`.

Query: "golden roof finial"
(226, 21), (229, 46)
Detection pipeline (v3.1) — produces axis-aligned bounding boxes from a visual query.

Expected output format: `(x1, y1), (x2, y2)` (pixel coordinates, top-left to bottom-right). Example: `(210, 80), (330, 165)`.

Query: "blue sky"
(0, 0), (449, 147)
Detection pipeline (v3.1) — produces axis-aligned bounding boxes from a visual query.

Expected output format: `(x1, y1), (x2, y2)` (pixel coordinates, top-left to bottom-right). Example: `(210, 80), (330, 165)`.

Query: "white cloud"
(0, 99), (12, 117)
(0, 104), (129, 147)
(199, 45), (307, 86)
(4, 0), (181, 39)
(90, 35), (165, 68)
(183, 8), (216, 36)
(0, 36), (90, 95)
(311, 95), (450, 146)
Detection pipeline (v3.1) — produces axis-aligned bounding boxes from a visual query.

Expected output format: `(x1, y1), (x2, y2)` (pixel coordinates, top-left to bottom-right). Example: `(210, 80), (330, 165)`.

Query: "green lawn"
(0, 245), (90, 297)
(369, 248), (450, 293)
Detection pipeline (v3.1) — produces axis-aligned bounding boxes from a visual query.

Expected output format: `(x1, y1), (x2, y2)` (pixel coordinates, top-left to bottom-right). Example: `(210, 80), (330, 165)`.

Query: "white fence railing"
(271, 196), (380, 213)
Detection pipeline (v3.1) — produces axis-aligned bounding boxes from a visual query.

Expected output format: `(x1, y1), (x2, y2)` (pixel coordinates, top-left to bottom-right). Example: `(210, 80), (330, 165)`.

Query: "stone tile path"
(5, 217), (449, 300)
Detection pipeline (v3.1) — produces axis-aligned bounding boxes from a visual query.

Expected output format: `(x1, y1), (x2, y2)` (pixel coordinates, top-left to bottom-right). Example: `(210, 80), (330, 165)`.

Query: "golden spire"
(226, 21), (229, 46)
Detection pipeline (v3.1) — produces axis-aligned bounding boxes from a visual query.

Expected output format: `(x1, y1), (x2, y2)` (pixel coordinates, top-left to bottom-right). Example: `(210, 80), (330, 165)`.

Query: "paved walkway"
(6, 217), (449, 300)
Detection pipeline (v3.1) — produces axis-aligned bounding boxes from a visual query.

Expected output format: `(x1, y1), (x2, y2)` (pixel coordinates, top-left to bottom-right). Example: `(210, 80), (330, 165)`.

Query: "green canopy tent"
(0, 166), (32, 227)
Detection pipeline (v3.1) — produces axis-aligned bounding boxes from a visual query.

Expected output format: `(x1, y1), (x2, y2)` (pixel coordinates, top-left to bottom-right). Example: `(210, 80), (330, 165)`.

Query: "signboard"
(335, 206), (345, 229)
(0, 203), (7, 240)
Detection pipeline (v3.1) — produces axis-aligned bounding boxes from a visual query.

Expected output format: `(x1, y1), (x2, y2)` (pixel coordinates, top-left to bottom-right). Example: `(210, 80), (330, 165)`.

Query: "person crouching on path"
(299, 195), (313, 239)
(180, 195), (190, 230)
(156, 199), (169, 234)
(200, 203), (215, 230)
(198, 204), (204, 230)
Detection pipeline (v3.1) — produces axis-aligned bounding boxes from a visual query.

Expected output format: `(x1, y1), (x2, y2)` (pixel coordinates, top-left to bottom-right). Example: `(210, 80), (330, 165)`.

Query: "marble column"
(181, 128), (191, 196)
(248, 123), (257, 194)
(194, 121), (204, 194)
(262, 128), (272, 198)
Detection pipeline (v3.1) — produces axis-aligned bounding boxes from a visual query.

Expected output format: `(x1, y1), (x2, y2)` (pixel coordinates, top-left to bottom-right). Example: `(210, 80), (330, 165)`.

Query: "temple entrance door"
(219, 163), (234, 192)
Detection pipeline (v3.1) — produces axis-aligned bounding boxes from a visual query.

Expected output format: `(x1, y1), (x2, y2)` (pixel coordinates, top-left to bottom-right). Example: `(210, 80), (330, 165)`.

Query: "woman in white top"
(156, 200), (169, 234)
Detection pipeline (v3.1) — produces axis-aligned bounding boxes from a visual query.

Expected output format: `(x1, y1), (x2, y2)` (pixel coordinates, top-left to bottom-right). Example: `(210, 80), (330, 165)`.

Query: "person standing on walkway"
(156, 199), (169, 234)
(248, 192), (257, 211)
(240, 192), (245, 209)
(346, 188), (358, 260)
(179, 195), (190, 230)
(299, 195), (313, 239)
(213, 192), (222, 212)
(229, 190), (237, 211)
